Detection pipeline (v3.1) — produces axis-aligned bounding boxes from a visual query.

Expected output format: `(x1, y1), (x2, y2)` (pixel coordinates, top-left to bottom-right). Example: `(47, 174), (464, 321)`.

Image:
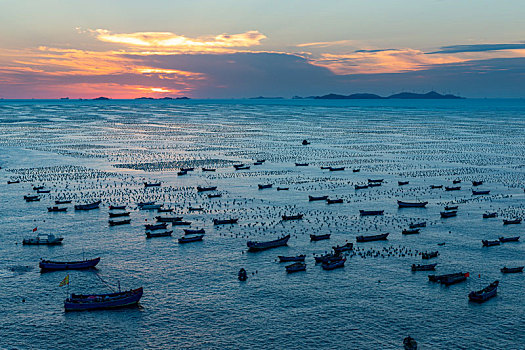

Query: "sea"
(0, 98), (523, 349)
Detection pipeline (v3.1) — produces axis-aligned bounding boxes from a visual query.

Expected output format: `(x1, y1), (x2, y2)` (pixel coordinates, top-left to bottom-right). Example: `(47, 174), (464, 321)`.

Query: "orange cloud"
(90, 29), (266, 53)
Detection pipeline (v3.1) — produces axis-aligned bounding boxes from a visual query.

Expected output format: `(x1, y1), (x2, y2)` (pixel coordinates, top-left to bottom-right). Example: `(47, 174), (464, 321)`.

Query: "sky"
(0, 0), (524, 98)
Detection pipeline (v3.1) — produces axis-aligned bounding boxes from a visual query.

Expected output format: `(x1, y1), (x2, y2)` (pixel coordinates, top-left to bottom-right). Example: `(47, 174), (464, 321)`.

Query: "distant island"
(249, 96), (285, 100)
(135, 96), (190, 100)
(93, 96), (110, 100)
(294, 91), (464, 100)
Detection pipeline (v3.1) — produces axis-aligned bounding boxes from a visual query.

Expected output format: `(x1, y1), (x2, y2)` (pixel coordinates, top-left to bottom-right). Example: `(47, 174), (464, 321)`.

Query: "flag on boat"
(59, 274), (69, 287)
(465, 272), (470, 277)
(33, 227), (37, 232)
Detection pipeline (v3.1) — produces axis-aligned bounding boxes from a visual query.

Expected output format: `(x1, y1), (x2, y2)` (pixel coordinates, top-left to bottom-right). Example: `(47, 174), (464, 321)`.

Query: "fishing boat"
(320, 166), (331, 170)
(40, 257), (100, 271)
(333, 242), (353, 253)
(411, 263), (437, 271)
(178, 234), (204, 243)
(329, 167), (345, 171)
(302, 140), (310, 145)
(137, 201), (155, 207)
(277, 187), (289, 191)
(233, 164), (245, 169)
(369, 182), (383, 188)
(352, 169), (360, 172)
(253, 161), (264, 166)
(403, 336), (418, 350)
(472, 181), (483, 186)
(499, 236), (520, 243)
(23, 233), (63, 245)
(309, 195), (328, 201)
(235, 166), (250, 170)
(188, 207), (203, 211)
(256, 159), (266, 163)
(146, 230), (173, 238)
(37, 189), (50, 193)
(445, 186), (461, 191)
(322, 258), (346, 270)
(278, 255), (306, 262)
(453, 179), (462, 184)
(177, 170), (187, 176)
(359, 210), (384, 216)
(440, 211), (457, 218)
(247, 235), (290, 252)
(368, 179), (384, 183)
(197, 186), (217, 192)
(441, 273), (468, 286)
(503, 218), (522, 225)
(310, 233), (331, 241)
(354, 184), (368, 190)
(468, 280), (499, 303)
(155, 216), (183, 223)
(55, 200), (72, 204)
(472, 190), (490, 195)
(74, 200), (101, 211)
(144, 182), (161, 187)
(397, 200), (428, 208)
(430, 185), (443, 189)
(207, 193), (222, 198)
(295, 163), (308, 166)
(213, 218), (238, 225)
(314, 252), (341, 264)
(327, 198), (343, 204)
(428, 272), (464, 282)
(24, 195), (40, 202)
(183, 228), (205, 235)
(109, 211), (130, 218)
(7, 180), (20, 184)
(172, 221), (192, 226)
(356, 233), (389, 242)
(444, 205), (458, 210)
(109, 219), (131, 226)
(109, 205), (126, 210)
(33, 186), (44, 190)
(286, 262), (306, 273)
(483, 212), (498, 218)
(48, 206), (67, 212)
(64, 287), (143, 311)
(421, 251), (439, 259)
(181, 167), (194, 172)
(145, 223), (168, 231)
(398, 181), (409, 186)
(409, 222), (427, 229)
(139, 204), (162, 210)
(501, 266), (524, 273)
(202, 167), (216, 172)
(238, 268), (248, 281)
(258, 184), (273, 189)
(402, 228), (420, 235)
(282, 214), (303, 221)
(482, 240), (500, 247)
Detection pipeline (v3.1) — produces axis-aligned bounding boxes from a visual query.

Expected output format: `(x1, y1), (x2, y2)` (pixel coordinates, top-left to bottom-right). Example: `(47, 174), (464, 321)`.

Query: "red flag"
(33, 227), (37, 232)
(465, 272), (470, 278)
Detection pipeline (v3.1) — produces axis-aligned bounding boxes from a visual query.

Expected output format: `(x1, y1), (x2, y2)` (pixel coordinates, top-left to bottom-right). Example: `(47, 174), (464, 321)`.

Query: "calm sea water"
(0, 99), (524, 349)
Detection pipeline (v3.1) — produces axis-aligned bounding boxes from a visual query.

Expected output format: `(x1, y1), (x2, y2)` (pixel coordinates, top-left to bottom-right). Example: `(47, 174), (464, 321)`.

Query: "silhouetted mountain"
(314, 93), (384, 99)
(92, 96), (110, 100)
(388, 91), (464, 99)
(135, 97), (155, 100)
(306, 91), (464, 100)
(249, 96), (284, 99)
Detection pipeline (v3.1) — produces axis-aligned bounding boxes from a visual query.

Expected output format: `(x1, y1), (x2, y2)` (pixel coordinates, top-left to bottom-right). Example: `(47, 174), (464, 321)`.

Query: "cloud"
(430, 43), (525, 54)
(296, 40), (356, 48)
(90, 29), (266, 53)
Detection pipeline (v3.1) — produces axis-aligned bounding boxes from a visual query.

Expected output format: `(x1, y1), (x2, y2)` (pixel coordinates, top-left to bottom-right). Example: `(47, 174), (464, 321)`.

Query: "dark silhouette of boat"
(329, 167), (345, 171)
(482, 240), (500, 247)
(278, 255), (306, 262)
(236, 166), (250, 170)
(24, 195), (40, 202)
(320, 166), (331, 170)
(356, 233), (389, 242)
(412, 263), (437, 271)
(468, 281), (498, 303)
(7, 180), (20, 184)
(145, 223), (168, 231)
(421, 251), (439, 259)
(398, 181), (409, 186)
(48, 206), (67, 212)
(445, 186), (461, 191)
(472, 181), (483, 186)
(501, 266), (523, 273)
(286, 262), (306, 273)
(359, 210), (384, 216)
(40, 257), (100, 271)
(258, 184), (273, 189)
(444, 205), (458, 210)
(333, 242), (353, 253)
(354, 184), (368, 190)
(310, 233), (331, 241)
(33, 186), (44, 190)
(238, 268), (247, 281)
(155, 216), (183, 222)
(109, 205), (126, 210)
(428, 272), (464, 282)
(109, 219), (131, 226)
(397, 200), (428, 208)
(177, 170), (187, 176)
(207, 193), (222, 198)
(64, 287), (143, 311)
(171, 221), (192, 226)
(322, 258), (345, 270)
(184, 229), (205, 235)
(109, 211), (129, 218)
(441, 273), (468, 286)
(352, 169), (360, 172)
(368, 179), (383, 183)
(327, 198), (343, 204)
(247, 235), (290, 251)
(409, 222), (426, 229)
(158, 207), (174, 212)
(188, 207), (203, 211)
(503, 218), (521, 225)
(402, 228), (420, 235)
(74, 200), (101, 210)
(181, 167), (194, 172)
(55, 200), (72, 204)
(144, 182), (161, 187)
(472, 190), (490, 195)
(178, 234), (204, 243)
(440, 211), (457, 218)
(277, 187), (289, 191)
(213, 218), (238, 225)
(430, 185), (443, 189)
(403, 336), (418, 350)
(483, 212), (498, 218)
(499, 236), (520, 243)
(309, 195), (328, 201)
(282, 214), (303, 221)
(302, 140), (310, 145)
(197, 186), (217, 192)
(146, 230), (173, 238)
(202, 167), (216, 172)
(37, 189), (50, 193)
(295, 163), (309, 167)
(453, 179), (461, 184)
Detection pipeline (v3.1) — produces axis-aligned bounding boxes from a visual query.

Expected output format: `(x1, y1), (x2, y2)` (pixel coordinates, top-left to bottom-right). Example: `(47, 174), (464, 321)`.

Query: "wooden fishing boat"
(177, 170), (187, 176)
(7, 180), (20, 184)
(233, 164), (245, 169)
(327, 198), (343, 204)
(440, 211), (457, 218)
(501, 266), (524, 273)
(145, 223), (168, 231)
(64, 287), (143, 311)
(24, 195), (40, 202)
(155, 216), (183, 222)
(74, 200), (101, 211)
(302, 140), (310, 145)
(453, 179), (462, 184)
(48, 206), (67, 212)
(402, 228), (420, 235)
(146, 230), (173, 238)
(333, 242), (353, 253)
(258, 184), (273, 189)
(409, 222), (426, 229)
(428, 272), (464, 282)
(197, 186), (217, 192)
(253, 161), (264, 165)
(320, 166), (331, 170)
(314, 253), (341, 264)
(354, 184), (368, 190)
(109, 219), (131, 226)
(310, 233), (331, 241)
(247, 235), (290, 251)
(181, 167), (194, 172)
(183, 228), (205, 235)
(445, 186), (461, 191)
(137, 201), (155, 207)
(329, 167), (345, 171)
(144, 182), (161, 187)
(207, 193), (222, 198)
(109, 211), (129, 218)
(33, 186), (44, 190)
(202, 167), (216, 172)
(430, 185), (443, 189)
(482, 240), (500, 247)
(352, 169), (360, 172)
(368, 182), (382, 187)
(472, 181), (483, 186)
(503, 218), (522, 225)
(472, 190), (490, 195)
(109, 205), (126, 210)
(441, 273), (468, 286)
(444, 205), (458, 210)
(282, 214), (303, 221)
(213, 218), (238, 225)
(178, 234), (204, 243)
(483, 212), (498, 218)
(499, 236), (520, 243)
(359, 210), (384, 216)
(397, 200), (428, 208)
(322, 258), (346, 270)
(40, 257), (100, 271)
(235, 166), (250, 170)
(23, 233), (63, 245)
(398, 181), (409, 186)
(37, 189), (50, 193)
(139, 204), (162, 210)
(411, 263), (437, 271)
(468, 280), (498, 303)
(368, 179), (384, 183)
(421, 251), (439, 259)
(309, 195), (328, 201)
(295, 163), (308, 167)
(55, 200), (72, 204)
(277, 187), (289, 191)
(356, 233), (389, 242)
(278, 255), (306, 262)
(188, 207), (204, 211)
(285, 262), (306, 273)
(172, 221), (191, 226)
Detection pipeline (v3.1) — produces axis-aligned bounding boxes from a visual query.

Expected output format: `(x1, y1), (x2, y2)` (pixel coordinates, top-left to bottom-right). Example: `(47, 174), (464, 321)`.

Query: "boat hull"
(40, 257), (100, 271)
(64, 288), (143, 311)
(247, 235), (290, 251)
